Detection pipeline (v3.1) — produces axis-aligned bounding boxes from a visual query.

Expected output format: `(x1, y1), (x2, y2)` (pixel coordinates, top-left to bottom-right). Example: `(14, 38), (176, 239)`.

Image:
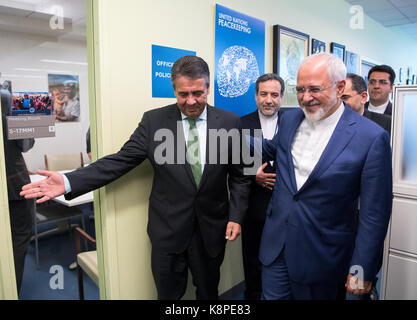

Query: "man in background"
(55, 80), (80, 122)
(1, 85), (35, 293)
(342, 73), (391, 135)
(365, 65), (395, 116)
(240, 73), (284, 299)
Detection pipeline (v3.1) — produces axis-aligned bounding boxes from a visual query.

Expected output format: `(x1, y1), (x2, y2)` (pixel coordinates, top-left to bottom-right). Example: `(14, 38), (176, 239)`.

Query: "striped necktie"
(187, 118), (202, 186)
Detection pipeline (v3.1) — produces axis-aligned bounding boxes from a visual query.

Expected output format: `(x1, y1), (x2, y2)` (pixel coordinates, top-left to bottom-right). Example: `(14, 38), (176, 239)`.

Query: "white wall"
(0, 29), (89, 171)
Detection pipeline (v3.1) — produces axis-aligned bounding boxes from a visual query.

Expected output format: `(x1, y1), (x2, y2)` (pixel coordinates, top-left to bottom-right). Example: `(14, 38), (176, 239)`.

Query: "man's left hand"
(225, 222), (241, 241)
(345, 273), (372, 295)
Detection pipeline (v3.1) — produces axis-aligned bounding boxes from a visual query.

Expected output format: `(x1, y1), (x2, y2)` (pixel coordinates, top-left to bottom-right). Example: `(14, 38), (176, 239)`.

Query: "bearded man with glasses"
(258, 53), (392, 300)
(365, 65), (396, 116)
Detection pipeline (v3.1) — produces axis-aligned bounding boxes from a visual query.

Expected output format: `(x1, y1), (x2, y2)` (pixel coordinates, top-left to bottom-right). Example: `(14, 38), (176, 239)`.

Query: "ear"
(336, 80), (346, 97)
(360, 91), (368, 105)
(389, 83), (394, 93)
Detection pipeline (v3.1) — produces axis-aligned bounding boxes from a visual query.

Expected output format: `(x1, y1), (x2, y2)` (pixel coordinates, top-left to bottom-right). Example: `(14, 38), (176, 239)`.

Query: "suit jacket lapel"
(297, 105), (356, 194)
(285, 110), (305, 194)
(198, 105), (217, 190)
(168, 104), (197, 188)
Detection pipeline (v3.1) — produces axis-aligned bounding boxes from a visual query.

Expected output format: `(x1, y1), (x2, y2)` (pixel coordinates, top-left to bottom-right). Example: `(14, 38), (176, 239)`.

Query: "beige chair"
(74, 227), (98, 299)
(44, 152), (84, 171)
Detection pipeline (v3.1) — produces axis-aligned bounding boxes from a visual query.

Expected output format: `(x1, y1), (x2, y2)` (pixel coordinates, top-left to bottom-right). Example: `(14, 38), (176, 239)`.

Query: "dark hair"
(346, 73), (367, 94)
(368, 65), (396, 85)
(255, 73), (285, 95)
(171, 56), (210, 89)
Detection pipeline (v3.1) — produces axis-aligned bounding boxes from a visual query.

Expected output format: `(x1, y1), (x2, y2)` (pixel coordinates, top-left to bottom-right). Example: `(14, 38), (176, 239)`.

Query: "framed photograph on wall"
(360, 58), (377, 84)
(330, 42), (345, 61)
(273, 25), (309, 107)
(345, 51), (359, 74)
(311, 38), (326, 54)
(391, 85), (417, 196)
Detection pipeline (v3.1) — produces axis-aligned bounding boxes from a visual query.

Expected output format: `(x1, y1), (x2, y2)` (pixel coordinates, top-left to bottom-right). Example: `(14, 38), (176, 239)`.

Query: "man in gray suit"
(20, 56), (250, 300)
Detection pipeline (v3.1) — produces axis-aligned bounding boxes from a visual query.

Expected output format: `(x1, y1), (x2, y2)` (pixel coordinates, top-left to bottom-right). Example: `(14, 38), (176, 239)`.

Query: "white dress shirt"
(259, 110), (278, 166)
(181, 106), (207, 173)
(291, 103), (344, 190)
(368, 100), (389, 114)
(258, 110), (278, 140)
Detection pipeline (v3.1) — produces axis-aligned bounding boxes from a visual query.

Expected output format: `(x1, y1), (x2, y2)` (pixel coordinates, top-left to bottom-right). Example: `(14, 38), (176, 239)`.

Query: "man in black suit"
(240, 73), (284, 300)
(20, 56), (250, 300)
(1, 85), (35, 293)
(342, 73), (391, 136)
(364, 65), (395, 116)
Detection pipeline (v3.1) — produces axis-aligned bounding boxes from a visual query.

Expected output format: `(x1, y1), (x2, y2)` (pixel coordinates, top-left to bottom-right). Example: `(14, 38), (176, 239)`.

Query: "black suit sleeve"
(65, 112), (150, 199)
(227, 117), (251, 225)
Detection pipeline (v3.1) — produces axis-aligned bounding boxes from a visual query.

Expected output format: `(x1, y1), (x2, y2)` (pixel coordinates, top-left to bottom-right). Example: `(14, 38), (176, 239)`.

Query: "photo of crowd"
(11, 92), (52, 116)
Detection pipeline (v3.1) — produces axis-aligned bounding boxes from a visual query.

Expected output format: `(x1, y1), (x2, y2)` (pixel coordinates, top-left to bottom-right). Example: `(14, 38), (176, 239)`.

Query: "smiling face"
(255, 80), (282, 117)
(174, 76), (209, 120)
(296, 57), (345, 122)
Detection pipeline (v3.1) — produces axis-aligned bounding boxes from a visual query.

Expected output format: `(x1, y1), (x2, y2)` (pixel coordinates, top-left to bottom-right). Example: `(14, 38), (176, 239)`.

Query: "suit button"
(293, 194), (299, 201)
(285, 219), (288, 225)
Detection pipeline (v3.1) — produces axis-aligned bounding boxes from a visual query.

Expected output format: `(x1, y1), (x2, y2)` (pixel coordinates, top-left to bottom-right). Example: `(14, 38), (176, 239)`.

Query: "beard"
(300, 98), (337, 122)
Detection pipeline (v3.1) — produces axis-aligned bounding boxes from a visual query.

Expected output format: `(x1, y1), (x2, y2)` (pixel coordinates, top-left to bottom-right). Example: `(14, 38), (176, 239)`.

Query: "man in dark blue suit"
(259, 53), (392, 300)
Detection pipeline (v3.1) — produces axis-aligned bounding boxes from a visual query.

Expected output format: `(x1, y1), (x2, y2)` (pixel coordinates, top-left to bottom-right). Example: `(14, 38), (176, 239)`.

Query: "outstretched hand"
(20, 170), (66, 204)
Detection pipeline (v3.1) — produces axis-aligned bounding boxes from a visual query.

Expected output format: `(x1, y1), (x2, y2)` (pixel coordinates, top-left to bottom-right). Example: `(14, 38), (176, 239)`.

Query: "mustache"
(301, 101), (321, 107)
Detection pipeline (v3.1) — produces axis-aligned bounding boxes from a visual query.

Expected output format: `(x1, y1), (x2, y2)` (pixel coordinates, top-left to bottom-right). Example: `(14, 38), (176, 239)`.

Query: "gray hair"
(171, 55), (210, 90)
(300, 52), (347, 83)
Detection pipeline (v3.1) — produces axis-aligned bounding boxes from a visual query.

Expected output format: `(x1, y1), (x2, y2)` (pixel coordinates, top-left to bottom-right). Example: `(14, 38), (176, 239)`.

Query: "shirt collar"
(258, 109), (279, 122)
(368, 99), (389, 110)
(181, 105), (207, 121)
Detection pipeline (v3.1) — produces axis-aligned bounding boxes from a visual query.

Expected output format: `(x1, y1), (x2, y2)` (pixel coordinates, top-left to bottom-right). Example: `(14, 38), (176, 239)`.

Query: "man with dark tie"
(20, 55), (250, 300)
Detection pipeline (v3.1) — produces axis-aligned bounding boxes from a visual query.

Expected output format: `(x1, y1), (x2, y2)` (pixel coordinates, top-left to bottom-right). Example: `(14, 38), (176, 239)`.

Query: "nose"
(301, 90), (314, 102)
(186, 95), (196, 105)
(265, 94), (272, 104)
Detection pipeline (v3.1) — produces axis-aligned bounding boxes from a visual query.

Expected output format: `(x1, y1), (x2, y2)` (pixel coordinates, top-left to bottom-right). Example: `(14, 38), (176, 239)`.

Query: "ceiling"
(345, 0), (417, 41)
(0, 0), (86, 41)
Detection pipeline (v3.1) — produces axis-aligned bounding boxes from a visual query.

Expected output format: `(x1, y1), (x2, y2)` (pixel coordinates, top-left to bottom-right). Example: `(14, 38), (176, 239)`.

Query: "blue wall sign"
(152, 45), (196, 98)
(214, 4), (265, 117)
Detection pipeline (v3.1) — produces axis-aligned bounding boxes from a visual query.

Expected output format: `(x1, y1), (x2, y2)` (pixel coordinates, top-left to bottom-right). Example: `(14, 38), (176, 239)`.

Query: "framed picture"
(48, 74), (80, 122)
(273, 25), (309, 107)
(360, 58), (380, 84)
(330, 42), (345, 61)
(345, 51), (359, 74)
(311, 38), (326, 54)
(391, 85), (417, 196)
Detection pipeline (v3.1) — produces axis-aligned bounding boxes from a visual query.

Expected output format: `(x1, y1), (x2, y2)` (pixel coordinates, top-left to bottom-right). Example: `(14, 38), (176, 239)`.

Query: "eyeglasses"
(295, 83), (335, 95)
(368, 79), (390, 86)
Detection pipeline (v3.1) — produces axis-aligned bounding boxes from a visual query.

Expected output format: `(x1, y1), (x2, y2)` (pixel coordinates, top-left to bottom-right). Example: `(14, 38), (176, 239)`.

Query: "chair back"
(44, 152), (84, 171)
